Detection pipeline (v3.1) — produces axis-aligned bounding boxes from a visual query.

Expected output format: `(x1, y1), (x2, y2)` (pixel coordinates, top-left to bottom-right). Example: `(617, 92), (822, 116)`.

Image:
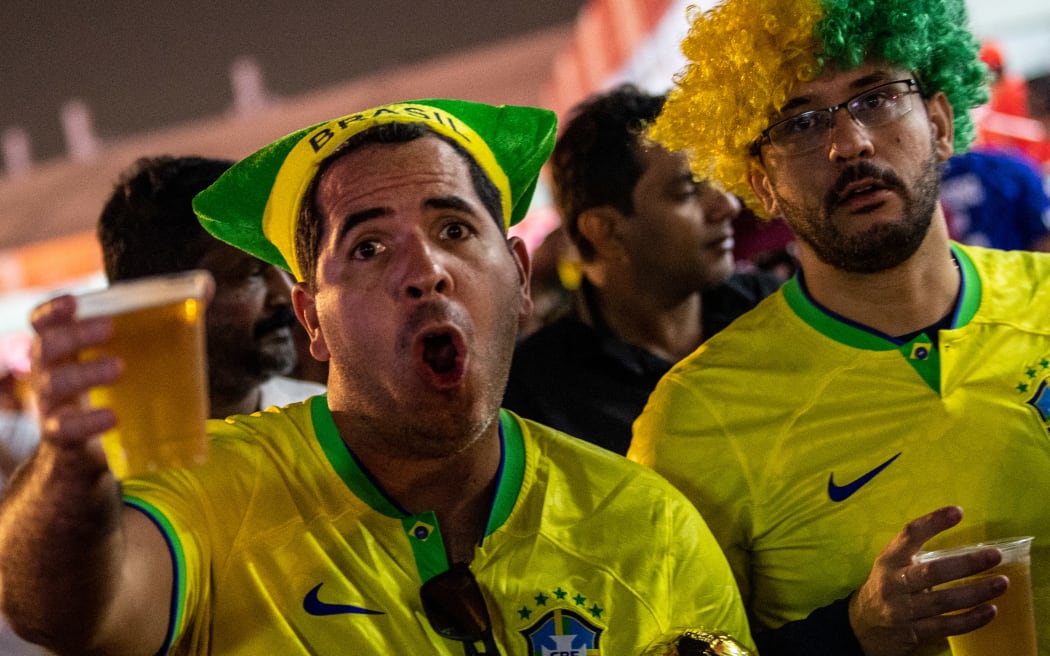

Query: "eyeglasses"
(420, 562), (502, 656)
(755, 79), (921, 156)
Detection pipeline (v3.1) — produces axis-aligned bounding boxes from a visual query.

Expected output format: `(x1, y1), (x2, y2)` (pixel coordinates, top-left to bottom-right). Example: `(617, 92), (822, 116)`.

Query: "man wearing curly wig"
(628, 0), (1050, 654)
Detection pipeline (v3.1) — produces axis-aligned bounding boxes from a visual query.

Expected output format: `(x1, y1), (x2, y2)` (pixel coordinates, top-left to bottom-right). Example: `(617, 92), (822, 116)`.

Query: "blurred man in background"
(504, 84), (781, 454)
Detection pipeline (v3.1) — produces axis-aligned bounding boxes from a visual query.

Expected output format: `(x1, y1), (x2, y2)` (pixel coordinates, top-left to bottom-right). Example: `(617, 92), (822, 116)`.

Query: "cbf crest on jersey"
(1019, 354), (1050, 434)
(520, 607), (604, 654)
(1027, 379), (1050, 433)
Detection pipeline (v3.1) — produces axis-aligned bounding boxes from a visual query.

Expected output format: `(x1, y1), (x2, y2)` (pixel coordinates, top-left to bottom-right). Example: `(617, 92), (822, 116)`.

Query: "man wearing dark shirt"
(504, 85), (781, 453)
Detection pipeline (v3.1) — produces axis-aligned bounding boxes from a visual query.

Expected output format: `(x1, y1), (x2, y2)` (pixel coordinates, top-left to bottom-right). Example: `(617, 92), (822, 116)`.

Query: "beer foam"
(75, 270), (211, 319)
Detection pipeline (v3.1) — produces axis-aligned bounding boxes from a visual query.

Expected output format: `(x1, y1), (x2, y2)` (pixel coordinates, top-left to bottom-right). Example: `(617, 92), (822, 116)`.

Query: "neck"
(582, 271), (704, 362)
(798, 217), (960, 336)
(332, 407), (503, 564)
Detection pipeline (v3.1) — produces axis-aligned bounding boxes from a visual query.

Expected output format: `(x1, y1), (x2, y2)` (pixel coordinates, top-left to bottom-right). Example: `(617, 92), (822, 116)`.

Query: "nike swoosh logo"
(827, 452), (902, 502)
(303, 583), (384, 616)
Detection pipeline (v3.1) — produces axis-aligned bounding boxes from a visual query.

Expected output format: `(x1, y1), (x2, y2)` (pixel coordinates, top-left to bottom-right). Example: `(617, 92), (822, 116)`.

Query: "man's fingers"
(33, 315), (114, 368)
(913, 548), (1003, 590)
(43, 407), (117, 451)
(29, 294), (77, 330)
(29, 294), (123, 455)
(36, 358), (122, 408)
(913, 602), (998, 642)
(898, 506), (965, 551)
(880, 506), (965, 571)
(911, 573), (1008, 618)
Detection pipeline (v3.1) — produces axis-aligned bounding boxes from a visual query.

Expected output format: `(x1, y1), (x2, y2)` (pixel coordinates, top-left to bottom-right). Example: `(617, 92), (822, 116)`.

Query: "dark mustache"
(398, 300), (469, 350)
(828, 162), (906, 203)
(253, 304), (297, 338)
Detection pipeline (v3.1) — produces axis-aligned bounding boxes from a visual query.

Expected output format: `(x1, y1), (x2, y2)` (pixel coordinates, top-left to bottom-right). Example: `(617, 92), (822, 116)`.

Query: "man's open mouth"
(422, 332), (458, 374)
(838, 181), (888, 204)
(415, 327), (466, 388)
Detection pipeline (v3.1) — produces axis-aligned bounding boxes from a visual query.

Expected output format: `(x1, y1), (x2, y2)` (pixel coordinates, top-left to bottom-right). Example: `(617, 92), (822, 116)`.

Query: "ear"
(507, 236), (533, 323)
(748, 160), (782, 218)
(925, 91), (955, 162)
(577, 206), (628, 260)
(292, 282), (330, 362)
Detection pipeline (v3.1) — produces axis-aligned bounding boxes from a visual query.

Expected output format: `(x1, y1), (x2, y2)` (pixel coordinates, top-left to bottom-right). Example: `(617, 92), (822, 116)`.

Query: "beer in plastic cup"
(75, 270), (211, 478)
(913, 536), (1037, 656)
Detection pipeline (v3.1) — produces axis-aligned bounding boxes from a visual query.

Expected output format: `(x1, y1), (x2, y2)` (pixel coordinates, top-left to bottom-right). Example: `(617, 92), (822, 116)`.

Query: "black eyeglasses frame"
(751, 78), (922, 156)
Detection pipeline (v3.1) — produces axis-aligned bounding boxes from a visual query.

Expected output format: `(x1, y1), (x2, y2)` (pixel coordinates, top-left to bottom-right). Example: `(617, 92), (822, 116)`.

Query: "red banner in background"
(541, 0), (674, 120)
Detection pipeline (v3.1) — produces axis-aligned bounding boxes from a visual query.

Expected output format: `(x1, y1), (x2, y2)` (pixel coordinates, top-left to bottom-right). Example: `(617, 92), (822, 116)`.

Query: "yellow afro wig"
(650, 0), (988, 214)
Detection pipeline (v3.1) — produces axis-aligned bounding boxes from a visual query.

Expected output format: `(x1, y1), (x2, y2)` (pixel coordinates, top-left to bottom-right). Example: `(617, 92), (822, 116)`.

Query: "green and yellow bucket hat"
(193, 98), (557, 281)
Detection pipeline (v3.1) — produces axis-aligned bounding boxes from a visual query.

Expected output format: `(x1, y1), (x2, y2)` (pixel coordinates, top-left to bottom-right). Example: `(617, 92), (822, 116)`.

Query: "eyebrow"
(424, 195), (479, 216)
(778, 71), (894, 114)
(333, 206), (388, 252)
(331, 195), (482, 250)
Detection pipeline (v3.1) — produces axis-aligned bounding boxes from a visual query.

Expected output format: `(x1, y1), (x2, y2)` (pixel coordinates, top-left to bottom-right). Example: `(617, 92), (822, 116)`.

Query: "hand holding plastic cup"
(913, 536), (1037, 656)
(75, 270), (211, 478)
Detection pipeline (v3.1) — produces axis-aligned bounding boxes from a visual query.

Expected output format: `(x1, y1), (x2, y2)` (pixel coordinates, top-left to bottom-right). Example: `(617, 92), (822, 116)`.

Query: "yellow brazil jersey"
(629, 243), (1050, 655)
(122, 399), (752, 654)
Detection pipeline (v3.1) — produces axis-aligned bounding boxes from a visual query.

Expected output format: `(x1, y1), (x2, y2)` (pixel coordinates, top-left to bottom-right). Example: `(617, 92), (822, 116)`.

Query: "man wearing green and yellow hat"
(0, 99), (753, 654)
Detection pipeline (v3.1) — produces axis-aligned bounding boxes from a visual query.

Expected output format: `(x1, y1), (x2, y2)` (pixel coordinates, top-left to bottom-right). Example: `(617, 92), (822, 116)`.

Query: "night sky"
(0, 1), (586, 165)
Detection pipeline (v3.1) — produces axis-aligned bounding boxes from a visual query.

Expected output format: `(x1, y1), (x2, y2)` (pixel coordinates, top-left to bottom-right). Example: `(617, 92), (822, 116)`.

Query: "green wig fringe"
(650, 0), (989, 213)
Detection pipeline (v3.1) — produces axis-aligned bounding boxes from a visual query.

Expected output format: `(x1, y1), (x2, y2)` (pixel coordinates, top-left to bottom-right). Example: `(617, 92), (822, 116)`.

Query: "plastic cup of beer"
(75, 270), (211, 478)
(913, 536), (1037, 656)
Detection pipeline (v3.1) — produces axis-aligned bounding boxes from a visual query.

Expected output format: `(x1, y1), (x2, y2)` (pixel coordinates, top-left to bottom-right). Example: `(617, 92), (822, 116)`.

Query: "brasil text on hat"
(192, 99), (558, 282)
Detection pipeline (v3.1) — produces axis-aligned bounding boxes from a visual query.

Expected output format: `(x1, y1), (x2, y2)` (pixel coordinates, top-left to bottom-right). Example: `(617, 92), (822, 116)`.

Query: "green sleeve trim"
(122, 496), (186, 653)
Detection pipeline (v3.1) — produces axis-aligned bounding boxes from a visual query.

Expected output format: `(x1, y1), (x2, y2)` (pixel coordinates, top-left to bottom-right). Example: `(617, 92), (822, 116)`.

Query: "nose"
(828, 109), (875, 162)
(397, 235), (452, 300)
(701, 187), (741, 225)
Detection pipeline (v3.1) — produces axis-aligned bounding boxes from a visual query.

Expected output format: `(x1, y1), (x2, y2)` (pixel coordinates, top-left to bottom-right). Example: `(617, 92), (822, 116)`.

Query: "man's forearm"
(0, 444), (125, 653)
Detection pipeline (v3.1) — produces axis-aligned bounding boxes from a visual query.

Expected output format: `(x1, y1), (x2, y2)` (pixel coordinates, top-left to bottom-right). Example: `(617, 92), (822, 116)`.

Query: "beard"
(207, 312), (298, 397)
(774, 138), (942, 274)
(249, 304), (299, 377)
(328, 283), (523, 462)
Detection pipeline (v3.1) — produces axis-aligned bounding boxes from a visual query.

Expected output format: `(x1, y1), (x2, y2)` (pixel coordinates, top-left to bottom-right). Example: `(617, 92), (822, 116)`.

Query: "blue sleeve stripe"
(123, 496), (185, 655)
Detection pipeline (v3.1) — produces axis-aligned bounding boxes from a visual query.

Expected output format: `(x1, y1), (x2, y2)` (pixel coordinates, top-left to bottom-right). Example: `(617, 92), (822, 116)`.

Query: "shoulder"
(122, 401), (323, 520)
(963, 245), (1050, 312)
(516, 413), (695, 509)
(964, 243), (1050, 279)
(691, 286), (792, 360)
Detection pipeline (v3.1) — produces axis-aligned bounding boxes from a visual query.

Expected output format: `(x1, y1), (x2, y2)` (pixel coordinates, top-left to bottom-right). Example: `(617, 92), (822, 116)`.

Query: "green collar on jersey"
(782, 243), (981, 393)
(311, 397), (525, 581)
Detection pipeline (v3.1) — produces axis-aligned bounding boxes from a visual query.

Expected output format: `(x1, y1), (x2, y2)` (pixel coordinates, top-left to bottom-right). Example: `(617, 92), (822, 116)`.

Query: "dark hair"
(549, 84), (666, 261)
(295, 121), (503, 290)
(97, 155), (233, 281)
